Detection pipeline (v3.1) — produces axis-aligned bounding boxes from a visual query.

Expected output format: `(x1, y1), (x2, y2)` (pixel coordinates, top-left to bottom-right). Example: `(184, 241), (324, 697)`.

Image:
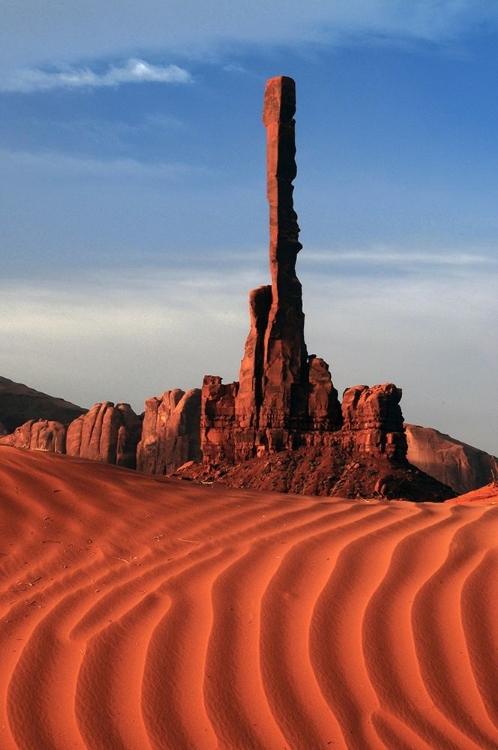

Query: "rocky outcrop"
(66, 402), (141, 468)
(406, 424), (498, 494)
(341, 383), (407, 460)
(200, 378), (237, 466)
(0, 375), (85, 433)
(137, 389), (201, 474)
(0, 419), (66, 453)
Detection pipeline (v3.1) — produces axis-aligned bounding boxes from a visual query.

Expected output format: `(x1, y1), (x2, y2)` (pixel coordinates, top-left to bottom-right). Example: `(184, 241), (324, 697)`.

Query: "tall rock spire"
(263, 76), (303, 297)
(201, 75), (405, 477)
(260, 76), (308, 434)
(234, 76), (309, 458)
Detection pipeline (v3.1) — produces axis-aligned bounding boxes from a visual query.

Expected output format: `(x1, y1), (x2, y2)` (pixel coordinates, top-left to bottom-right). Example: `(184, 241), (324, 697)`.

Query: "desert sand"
(1, 446), (498, 749)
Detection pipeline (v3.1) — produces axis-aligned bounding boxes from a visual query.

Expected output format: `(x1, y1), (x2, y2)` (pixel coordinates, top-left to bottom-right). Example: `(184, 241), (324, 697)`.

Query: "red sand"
(1, 446), (498, 749)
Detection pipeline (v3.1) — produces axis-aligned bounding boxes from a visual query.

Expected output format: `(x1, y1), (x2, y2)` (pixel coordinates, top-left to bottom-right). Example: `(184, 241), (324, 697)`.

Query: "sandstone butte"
(1, 77), (496, 499)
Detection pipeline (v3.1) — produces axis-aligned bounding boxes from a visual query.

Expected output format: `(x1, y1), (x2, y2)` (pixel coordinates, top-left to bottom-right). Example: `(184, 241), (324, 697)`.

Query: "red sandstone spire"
(236, 76), (309, 454)
(263, 75), (303, 295)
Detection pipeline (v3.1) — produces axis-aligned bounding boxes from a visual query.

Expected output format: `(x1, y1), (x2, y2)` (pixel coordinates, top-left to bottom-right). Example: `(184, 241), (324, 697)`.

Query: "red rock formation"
(137, 388), (201, 474)
(234, 77), (309, 459)
(198, 76), (412, 485)
(218, 446), (454, 502)
(307, 356), (342, 432)
(341, 383), (407, 460)
(0, 419), (66, 453)
(66, 402), (141, 468)
(405, 424), (498, 494)
(201, 377), (238, 466)
(259, 76), (308, 434)
(201, 76), (387, 472)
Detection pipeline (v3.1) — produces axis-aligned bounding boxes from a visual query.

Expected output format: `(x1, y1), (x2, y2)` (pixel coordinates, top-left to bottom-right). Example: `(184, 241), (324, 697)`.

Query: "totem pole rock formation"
(200, 75), (407, 470)
(234, 76), (313, 458)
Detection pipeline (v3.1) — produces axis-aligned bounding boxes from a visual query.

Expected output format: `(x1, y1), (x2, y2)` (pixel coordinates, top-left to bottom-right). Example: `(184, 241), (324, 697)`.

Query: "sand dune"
(1, 447), (498, 749)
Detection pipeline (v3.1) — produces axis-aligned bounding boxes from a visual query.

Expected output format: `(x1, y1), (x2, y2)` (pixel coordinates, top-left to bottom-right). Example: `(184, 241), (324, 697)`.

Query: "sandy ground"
(1, 445), (498, 750)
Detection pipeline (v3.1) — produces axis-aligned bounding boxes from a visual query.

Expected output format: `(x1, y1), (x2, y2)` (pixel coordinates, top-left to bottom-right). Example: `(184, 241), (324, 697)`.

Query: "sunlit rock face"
(137, 389), (201, 474)
(405, 424), (498, 494)
(0, 419), (66, 453)
(66, 401), (142, 468)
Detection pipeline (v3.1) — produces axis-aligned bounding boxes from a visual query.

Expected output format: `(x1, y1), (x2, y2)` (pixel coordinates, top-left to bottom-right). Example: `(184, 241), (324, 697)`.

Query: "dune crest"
(1, 446), (498, 749)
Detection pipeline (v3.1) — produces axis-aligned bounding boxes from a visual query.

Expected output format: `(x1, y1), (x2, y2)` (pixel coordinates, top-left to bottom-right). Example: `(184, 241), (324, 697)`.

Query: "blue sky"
(1, 1), (497, 455)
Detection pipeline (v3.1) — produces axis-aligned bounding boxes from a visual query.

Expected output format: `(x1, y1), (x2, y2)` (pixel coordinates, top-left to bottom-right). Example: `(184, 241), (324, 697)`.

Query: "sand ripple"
(1, 446), (498, 749)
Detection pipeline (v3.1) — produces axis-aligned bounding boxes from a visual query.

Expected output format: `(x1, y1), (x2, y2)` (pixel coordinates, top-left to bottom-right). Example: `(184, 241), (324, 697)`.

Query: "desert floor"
(1, 445), (497, 750)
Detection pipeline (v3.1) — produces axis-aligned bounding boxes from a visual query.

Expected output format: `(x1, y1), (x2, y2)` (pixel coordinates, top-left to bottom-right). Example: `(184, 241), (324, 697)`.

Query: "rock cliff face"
(66, 402), (142, 468)
(137, 389), (201, 474)
(405, 424), (498, 495)
(0, 419), (66, 453)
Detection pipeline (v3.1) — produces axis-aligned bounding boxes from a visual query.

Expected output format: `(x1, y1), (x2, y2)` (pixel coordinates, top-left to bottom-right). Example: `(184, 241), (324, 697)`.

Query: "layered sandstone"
(137, 388), (201, 474)
(66, 402), (141, 468)
(0, 419), (66, 453)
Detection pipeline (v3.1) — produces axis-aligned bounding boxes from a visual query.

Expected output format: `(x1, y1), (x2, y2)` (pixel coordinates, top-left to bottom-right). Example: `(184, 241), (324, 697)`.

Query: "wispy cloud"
(0, 147), (209, 181)
(301, 247), (498, 269)
(2, 1), (497, 77)
(0, 59), (193, 93)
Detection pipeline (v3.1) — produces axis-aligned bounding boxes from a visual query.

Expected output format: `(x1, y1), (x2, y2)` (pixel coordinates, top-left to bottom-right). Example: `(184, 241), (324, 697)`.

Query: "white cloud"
(0, 59), (192, 93)
(1, 1), (497, 76)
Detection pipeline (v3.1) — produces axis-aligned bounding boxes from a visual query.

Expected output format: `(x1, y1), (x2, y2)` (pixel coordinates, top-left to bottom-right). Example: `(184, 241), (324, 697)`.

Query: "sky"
(1, 1), (497, 455)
